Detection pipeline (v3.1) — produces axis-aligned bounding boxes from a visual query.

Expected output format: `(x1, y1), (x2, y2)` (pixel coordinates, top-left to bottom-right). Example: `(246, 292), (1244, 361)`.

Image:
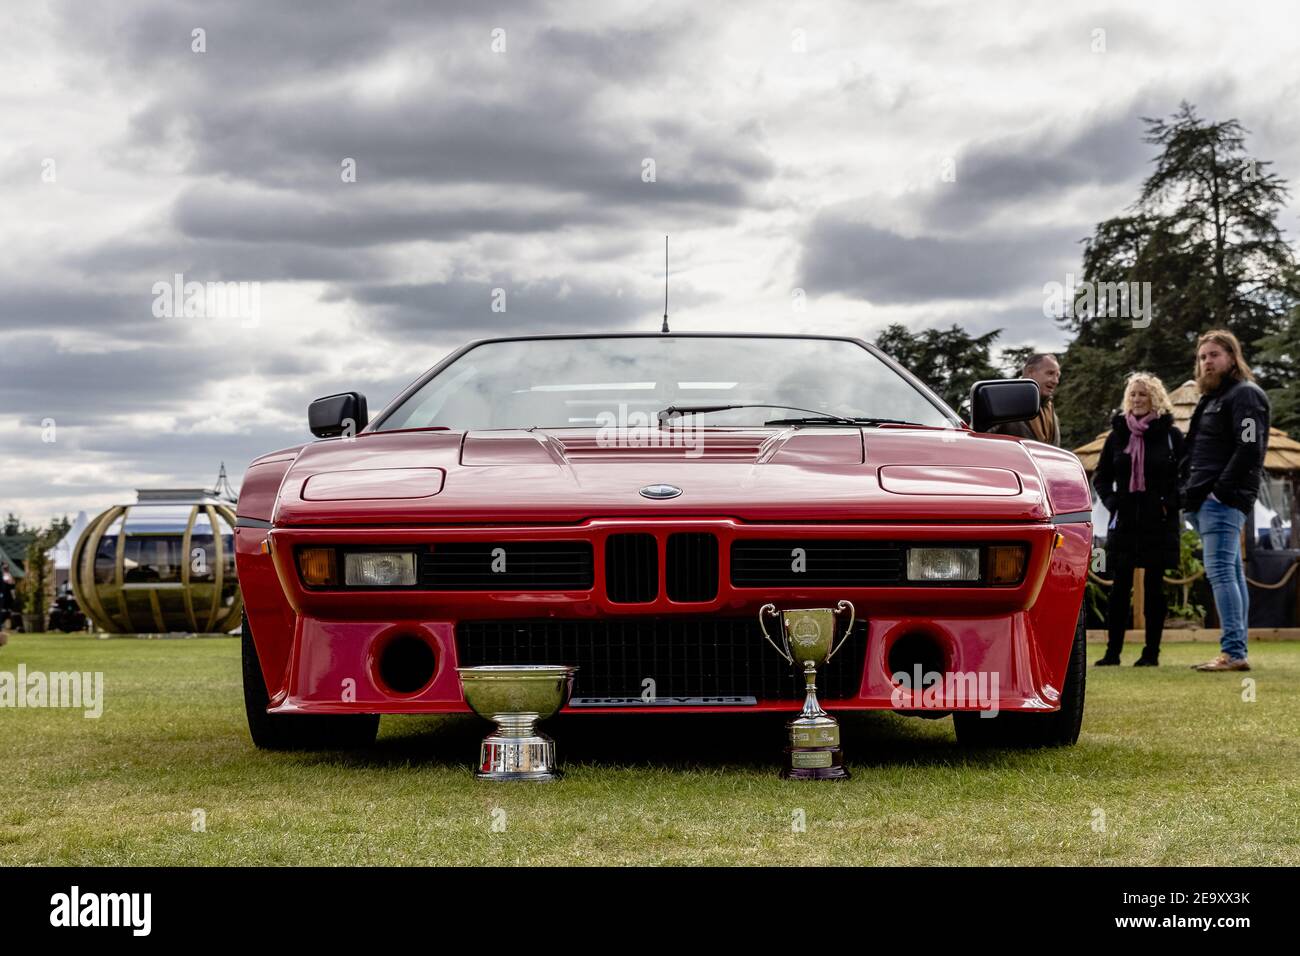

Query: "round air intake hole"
(887, 631), (949, 684)
(377, 634), (437, 695)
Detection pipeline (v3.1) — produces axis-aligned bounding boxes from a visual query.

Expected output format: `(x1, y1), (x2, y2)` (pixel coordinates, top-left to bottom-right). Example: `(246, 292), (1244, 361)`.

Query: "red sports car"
(235, 333), (1091, 750)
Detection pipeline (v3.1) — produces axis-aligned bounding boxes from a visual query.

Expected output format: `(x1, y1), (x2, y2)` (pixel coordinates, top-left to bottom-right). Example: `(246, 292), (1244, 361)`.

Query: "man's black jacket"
(1178, 377), (1271, 515)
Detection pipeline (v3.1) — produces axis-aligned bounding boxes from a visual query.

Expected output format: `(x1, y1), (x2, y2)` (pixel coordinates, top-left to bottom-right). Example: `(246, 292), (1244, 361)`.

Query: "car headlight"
(344, 551), (417, 587)
(906, 547), (980, 582)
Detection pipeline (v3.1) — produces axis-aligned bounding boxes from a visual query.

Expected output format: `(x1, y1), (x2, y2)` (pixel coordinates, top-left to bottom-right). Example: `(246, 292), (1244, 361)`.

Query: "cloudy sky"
(3, 0), (1299, 524)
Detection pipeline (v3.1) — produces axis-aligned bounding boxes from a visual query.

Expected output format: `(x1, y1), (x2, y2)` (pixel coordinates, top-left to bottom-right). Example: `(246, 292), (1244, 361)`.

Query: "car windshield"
(374, 336), (956, 431)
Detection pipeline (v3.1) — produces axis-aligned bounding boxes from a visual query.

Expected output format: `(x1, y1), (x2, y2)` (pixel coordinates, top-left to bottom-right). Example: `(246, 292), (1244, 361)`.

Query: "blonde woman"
(1092, 373), (1184, 666)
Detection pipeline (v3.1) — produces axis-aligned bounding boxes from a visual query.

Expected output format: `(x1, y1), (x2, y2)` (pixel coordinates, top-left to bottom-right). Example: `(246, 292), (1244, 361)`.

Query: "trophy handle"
(827, 599), (856, 662)
(758, 603), (792, 664)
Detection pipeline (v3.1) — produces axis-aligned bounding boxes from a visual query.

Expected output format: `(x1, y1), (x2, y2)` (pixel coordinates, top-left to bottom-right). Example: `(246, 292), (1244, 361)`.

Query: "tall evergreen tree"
(1056, 103), (1297, 448)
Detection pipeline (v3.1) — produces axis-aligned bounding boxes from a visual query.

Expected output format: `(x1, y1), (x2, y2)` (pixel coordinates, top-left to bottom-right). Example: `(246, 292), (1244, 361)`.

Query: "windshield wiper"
(764, 416), (927, 427)
(657, 403), (856, 425)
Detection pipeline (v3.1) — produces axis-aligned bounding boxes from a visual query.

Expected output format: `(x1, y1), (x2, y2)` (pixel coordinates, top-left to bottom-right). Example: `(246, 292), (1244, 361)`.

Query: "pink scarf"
(1124, 411), (1156, 492)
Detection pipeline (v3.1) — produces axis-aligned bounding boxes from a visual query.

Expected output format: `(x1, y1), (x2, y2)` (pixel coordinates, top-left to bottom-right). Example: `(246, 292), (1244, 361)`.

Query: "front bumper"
(235, 517), (1089, 716)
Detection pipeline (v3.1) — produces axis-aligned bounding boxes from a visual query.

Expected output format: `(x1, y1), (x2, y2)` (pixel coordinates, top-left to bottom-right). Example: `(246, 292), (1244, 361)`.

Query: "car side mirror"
(308, 392), (368, 438)
(969, 380), (1040, 433)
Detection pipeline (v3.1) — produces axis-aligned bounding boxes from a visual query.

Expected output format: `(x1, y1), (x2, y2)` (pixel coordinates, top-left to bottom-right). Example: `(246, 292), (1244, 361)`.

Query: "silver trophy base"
(458, 667), (577, 782)
(476, 730), (562, 782)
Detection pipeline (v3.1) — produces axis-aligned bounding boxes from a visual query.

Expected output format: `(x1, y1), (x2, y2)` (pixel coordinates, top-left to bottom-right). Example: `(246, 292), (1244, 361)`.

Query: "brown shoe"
(1193, 653), (1251, 672)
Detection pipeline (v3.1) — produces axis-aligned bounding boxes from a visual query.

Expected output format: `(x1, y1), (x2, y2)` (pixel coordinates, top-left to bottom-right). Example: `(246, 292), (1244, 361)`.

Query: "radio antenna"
(661, 234), (669, 333)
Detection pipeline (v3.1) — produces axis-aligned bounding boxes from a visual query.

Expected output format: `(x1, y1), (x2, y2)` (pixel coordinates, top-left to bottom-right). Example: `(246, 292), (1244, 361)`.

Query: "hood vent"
(554, 431), (771, 462)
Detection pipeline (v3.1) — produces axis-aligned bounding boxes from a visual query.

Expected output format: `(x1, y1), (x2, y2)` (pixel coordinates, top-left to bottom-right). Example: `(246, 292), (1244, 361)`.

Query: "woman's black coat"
(1092, 412), (1184, 570)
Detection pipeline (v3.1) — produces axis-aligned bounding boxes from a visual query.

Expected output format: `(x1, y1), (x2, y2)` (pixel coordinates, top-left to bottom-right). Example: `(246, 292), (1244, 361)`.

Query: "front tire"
(953, 602), (1086, 748)
(242, 612), (379, 750)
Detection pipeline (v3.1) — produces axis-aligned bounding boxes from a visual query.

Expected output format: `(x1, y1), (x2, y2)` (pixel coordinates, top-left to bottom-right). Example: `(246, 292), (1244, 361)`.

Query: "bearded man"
(1179, 329), (1271, 672)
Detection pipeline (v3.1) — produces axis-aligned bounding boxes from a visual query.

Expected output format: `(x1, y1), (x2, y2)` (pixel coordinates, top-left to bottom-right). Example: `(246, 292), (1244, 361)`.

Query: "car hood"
(269, 426), (1065, 526)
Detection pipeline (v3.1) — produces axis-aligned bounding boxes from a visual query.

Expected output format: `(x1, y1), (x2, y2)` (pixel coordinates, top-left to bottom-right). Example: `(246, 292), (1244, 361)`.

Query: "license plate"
(568, 695), (758, 707)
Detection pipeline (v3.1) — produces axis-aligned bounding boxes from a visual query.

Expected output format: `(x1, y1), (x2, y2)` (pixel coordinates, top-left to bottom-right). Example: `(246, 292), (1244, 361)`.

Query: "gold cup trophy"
(758, 600), (856, 780)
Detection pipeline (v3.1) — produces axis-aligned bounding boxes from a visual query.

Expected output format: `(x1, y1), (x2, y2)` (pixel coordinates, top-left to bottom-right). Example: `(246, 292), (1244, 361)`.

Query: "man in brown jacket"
(987, 354), (1061, 445)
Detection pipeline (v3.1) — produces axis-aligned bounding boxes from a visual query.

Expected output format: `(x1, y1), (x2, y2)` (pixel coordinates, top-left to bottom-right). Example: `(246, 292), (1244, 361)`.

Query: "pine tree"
(1140, 103), (1294, 341)
(1056, 103), (1297, 448)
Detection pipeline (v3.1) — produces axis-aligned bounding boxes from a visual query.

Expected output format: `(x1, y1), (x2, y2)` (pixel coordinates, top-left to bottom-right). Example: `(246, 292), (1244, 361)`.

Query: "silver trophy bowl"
(456, 664), (577, 781)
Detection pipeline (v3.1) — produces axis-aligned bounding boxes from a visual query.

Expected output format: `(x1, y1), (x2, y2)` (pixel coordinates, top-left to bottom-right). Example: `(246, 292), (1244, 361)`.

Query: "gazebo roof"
(1074, 379), (1300, 473)
(131, 463), (239, 506)
(0, 539), (26, 578)
(0, 532), (37, 576)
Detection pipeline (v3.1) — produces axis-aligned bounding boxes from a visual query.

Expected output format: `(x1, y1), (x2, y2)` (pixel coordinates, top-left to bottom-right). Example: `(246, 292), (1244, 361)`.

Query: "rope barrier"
(1089, 558), (1298, 590)
(1247, 561), (1299, 590)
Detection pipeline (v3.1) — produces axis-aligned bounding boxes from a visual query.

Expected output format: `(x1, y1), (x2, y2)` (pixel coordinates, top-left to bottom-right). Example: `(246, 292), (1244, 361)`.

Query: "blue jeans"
(1188, 498), (1250, 659)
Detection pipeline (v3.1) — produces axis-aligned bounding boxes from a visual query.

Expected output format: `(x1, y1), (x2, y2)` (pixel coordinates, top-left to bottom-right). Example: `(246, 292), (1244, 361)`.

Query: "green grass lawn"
(1, 632), (1297, 866)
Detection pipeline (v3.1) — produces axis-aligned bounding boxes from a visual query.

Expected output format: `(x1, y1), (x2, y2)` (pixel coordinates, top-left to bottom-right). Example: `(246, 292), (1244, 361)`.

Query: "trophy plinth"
(759, 603), (855, 781)
(457, 665), (577, 782)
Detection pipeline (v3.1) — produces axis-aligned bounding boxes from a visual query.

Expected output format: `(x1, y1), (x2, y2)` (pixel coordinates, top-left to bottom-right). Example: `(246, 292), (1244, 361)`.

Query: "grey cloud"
(919, 104), (1161, 230)
(169, 184), (613, 246)
(799, 220), (1080, 304)
(918, 84), (1248, 232)
(6, 423), (302, 520)
(48, 425), (304, 481)
(84, 6), (771, 217)
(533, 26), (684, 80)
(0, 336), (217, 423)
(154, 88), (771, 213)
(803, 86), (1255, 307)
(0, 334), (313, 425)
(0, 333), (420, 493)
(954, 303), (1070, 351)
(55, 0), (535, 84)
(51, 0), (774, 297)
(0, 284), (151, 335)
(70, 235), (390, 283)
(334, 277), (664, 338)
(56, 0), (770, 219)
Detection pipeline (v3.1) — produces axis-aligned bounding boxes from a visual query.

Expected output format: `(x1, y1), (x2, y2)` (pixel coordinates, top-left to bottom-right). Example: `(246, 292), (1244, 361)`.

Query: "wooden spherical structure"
(70, 491), (242, 634)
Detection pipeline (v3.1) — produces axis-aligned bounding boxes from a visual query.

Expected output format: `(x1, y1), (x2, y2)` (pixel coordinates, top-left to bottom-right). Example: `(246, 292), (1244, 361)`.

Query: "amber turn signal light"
(298, 547), (338, 587)
(988, 545), (1027, 585)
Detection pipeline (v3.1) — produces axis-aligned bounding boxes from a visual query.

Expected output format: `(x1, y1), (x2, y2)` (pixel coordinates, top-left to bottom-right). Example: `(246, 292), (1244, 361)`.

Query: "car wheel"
(242, 612), (379, 750)
(953, 602), (1086, 749)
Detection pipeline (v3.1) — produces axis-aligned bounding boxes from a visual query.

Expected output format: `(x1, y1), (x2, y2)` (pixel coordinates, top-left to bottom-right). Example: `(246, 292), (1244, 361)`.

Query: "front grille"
(456, 618), (868, 701)
(419, 542), (593, 590)
(605, 533), (657, 603)
(731, 539), (904, 587)
(666, 532), (719, 602)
